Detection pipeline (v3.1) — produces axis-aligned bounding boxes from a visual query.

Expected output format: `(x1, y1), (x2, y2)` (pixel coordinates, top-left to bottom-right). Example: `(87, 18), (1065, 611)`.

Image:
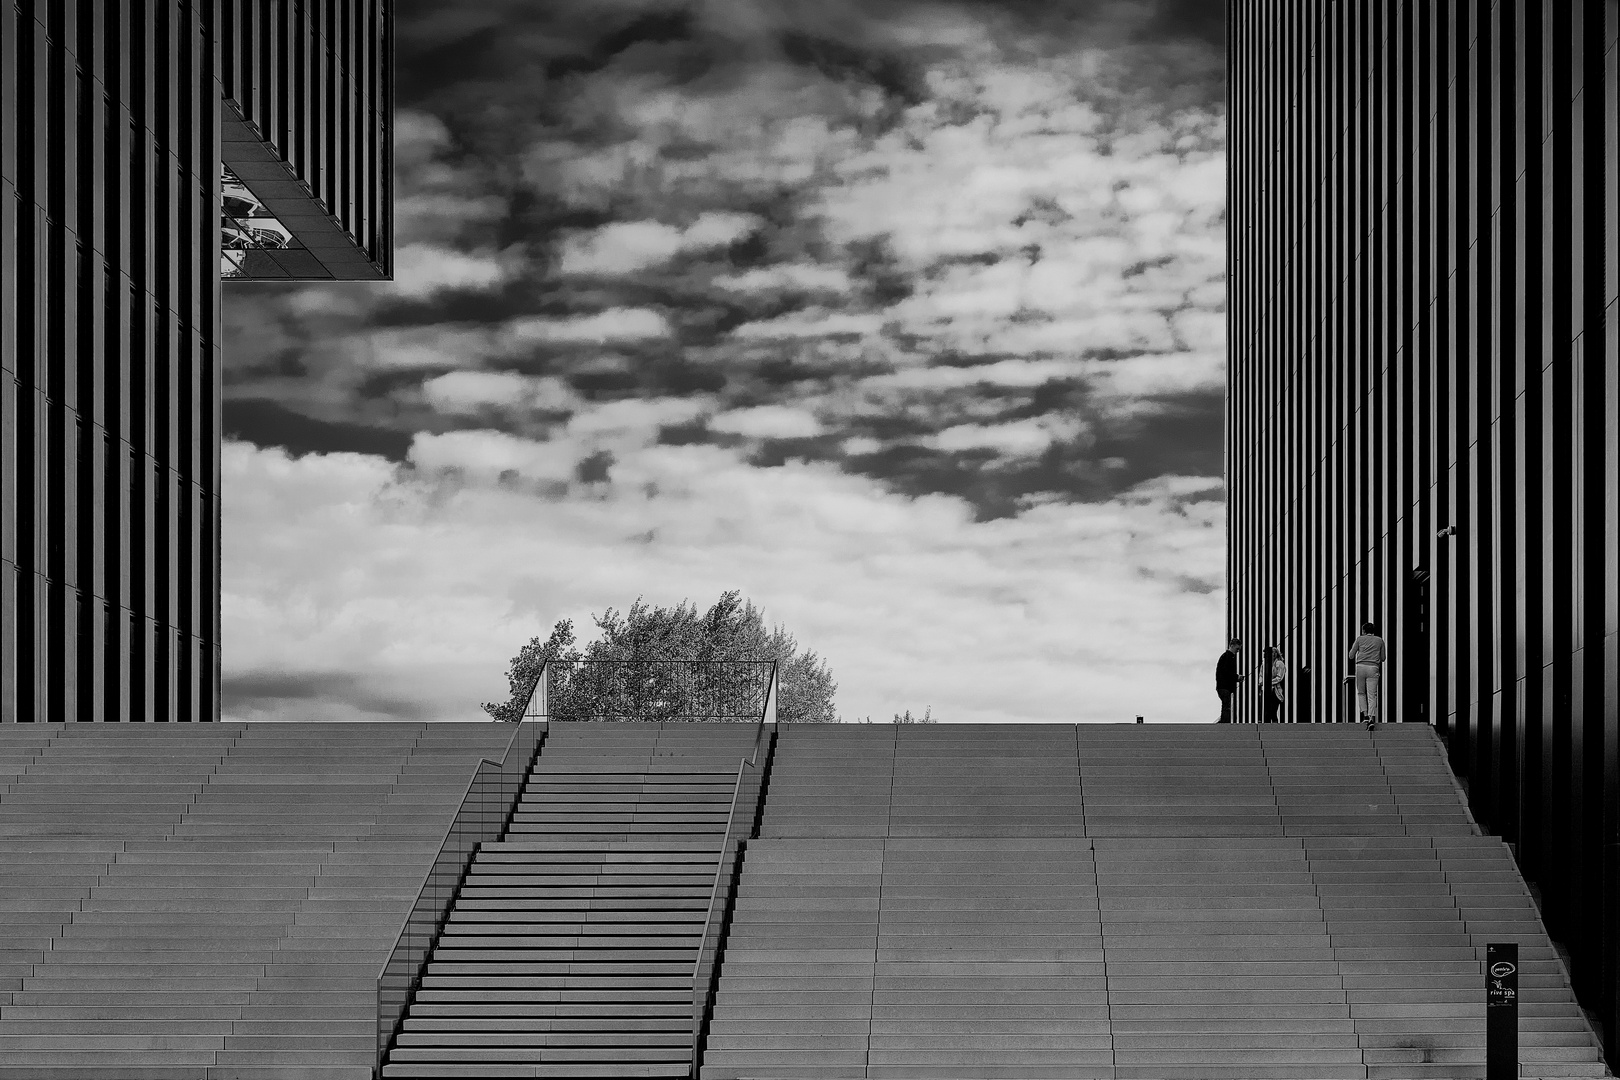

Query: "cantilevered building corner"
(217, 0), (393, 281)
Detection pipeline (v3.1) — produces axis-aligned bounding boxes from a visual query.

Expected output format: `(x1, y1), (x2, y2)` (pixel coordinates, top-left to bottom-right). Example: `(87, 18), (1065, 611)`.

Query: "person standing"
(1348, 621), (1387, 722)
(1215, 638), (1243, 723)
(1265, 646), (1287, 723)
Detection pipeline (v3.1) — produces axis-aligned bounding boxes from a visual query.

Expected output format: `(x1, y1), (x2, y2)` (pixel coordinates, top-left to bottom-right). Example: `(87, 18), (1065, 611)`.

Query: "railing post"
(522, 660), (550, 721)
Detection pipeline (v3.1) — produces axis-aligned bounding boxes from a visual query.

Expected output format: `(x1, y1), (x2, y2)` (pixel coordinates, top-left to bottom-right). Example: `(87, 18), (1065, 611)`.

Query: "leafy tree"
(483, 591), (838, 723)
(482, 620), (582, 724)
(852, 707), (938, 724)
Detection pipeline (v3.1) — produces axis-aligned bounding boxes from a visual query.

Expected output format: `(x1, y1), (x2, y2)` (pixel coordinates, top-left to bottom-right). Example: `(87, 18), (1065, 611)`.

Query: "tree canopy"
(483, 591), (839, 724)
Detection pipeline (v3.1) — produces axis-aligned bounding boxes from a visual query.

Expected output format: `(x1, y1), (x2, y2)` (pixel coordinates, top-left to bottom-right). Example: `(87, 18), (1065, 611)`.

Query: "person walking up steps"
(1349, 621), (1387, 724)
(1215, 638), (1243, 723)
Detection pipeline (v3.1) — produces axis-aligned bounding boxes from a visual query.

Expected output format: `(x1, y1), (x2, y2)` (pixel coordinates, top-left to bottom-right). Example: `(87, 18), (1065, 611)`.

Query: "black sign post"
(1486, 942), (1518, 1080)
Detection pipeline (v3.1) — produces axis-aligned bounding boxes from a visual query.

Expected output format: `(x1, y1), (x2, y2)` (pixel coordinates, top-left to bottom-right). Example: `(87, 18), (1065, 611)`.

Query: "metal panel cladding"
(1, 1), (222, 724)
(217, 0), (392, 279)
(1227, 0), (1619, 1061)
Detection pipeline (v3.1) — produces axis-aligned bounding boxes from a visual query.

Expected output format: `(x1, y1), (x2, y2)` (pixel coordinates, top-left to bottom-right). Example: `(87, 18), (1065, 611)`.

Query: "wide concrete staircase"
(382, 721), (764, 1079)
(0, 721), (1607, 1080)
(701, 723), (1612, 1080)
(0, 721), (513, 1080)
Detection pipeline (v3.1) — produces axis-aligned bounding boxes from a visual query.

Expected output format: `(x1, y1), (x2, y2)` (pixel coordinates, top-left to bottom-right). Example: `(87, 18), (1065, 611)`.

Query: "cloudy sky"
(220, 0), (1228, 724)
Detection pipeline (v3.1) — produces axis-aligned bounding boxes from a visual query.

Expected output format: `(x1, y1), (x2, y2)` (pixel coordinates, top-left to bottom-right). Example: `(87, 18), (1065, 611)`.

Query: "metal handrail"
(374, 718), (545, 1075)
(688, 664), (778, 1078)
(522, 658), (779, 723)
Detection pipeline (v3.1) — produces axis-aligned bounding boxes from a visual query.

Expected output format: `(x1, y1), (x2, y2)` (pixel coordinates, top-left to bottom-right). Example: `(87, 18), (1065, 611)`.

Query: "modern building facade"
(0, 0), (391, 723)
(1227, 0), (1619, 1062)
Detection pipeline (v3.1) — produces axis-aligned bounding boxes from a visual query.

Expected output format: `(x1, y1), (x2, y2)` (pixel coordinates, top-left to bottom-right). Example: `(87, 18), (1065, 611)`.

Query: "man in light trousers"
(1348, 621), (1387, 723)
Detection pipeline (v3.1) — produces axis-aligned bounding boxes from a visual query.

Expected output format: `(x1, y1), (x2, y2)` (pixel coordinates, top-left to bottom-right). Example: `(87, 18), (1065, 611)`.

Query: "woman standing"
(1265, 647), (1286, 723)
(1348, 621), (1387, 723)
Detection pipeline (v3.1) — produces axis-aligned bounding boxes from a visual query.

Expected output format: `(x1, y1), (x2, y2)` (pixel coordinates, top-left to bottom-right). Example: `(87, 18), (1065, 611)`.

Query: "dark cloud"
(843, 236), (915, 306)
(1091, 392), (1224, 485)
(574, 449), (617, 483)
(221, 671), (439, 721)
(843, 444), (1029, 521)
(657, 420), (742, 448)
(354, 369), (432, 400)
(225, 400), (415, 461)
(1146, 0), (1225, 47)
(547, 9), (699, 81)
(747, 435), (846, 468)
(832, 387), (1224, 520)
(390, 0), (1224, 150)
(839, 442), (1097, 522)
(646, 356), (731, 394)
(780, 31), (930, 108)
(567, 369), (645, 396)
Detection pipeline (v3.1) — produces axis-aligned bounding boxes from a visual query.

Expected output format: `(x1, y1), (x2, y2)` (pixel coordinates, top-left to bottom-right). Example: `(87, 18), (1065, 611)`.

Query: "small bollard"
(1486, 942), (1518, 1080)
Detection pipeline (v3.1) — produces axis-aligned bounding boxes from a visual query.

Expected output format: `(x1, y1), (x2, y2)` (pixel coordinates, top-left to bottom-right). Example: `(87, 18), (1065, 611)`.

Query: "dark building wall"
(0, 0), (392, 723)
(1, 0), (221, 723)
(1227, 0), (1620, 1059)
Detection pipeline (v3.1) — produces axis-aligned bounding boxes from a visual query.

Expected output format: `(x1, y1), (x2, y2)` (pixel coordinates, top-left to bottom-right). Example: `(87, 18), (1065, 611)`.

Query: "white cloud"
(557, 221), (686, 275)
(564, 397), (710, 439)
(528, 63), (870, 202)
(393, 110), (453, 168)
(410, 429), (579, 481)
(1163, 155), (1227, 210)
(682, 211), (761, 248)
(348, 325), (496, 371)
(408, 396), (716, 480)
(422, 371), (580, 415)
(710, 405), (824, 440)
(997, 313), (1179, 355)
(502, 308), (672, 344)
(713, 263), (854, 294)
(858, 357), (1089, 392)
(730, 310), (886, 340)
(927, 416), (1082, 456)
(781, 55), (1225, 366)
(841, 435), (882, 455)
(1083, 352), (1224, 397)
(557, 213), (762, 275)
(389, 243), (513, 298)
(1123, 474), (1225, 503)
(222, 438), (1225, 727)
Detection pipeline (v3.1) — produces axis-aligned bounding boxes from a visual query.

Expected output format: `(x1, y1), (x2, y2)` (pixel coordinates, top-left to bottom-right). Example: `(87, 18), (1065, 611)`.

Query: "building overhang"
(220, 99), (389, 282)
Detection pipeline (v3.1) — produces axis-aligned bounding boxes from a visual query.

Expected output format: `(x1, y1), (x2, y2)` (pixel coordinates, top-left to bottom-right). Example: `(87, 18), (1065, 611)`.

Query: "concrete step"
(0, 722), (514, 1075)
(706, 725), (1605, 1077)
(382, 723), (762, 1077)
